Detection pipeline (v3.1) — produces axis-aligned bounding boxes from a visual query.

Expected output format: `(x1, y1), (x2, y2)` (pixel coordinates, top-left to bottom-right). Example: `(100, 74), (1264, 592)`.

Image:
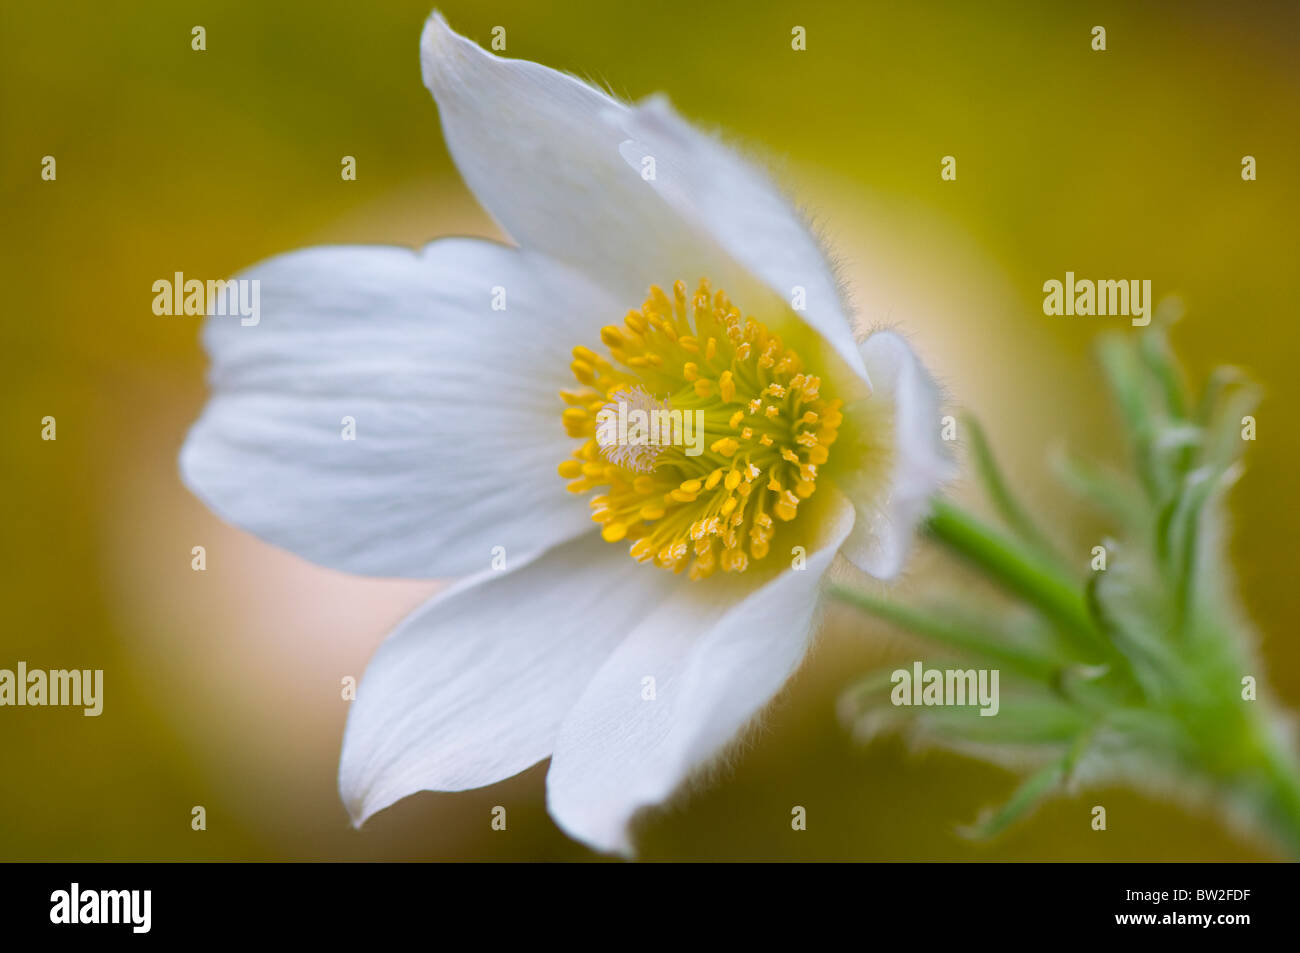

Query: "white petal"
(616, 95), (868, 383)
(420, 11), (849, 364)
(180, 238), (615, 578)
(839, 331), (954, 579)
(339, 530), (682, 825)
(545, 490), (857, 855)
(419, 14), (749, 305)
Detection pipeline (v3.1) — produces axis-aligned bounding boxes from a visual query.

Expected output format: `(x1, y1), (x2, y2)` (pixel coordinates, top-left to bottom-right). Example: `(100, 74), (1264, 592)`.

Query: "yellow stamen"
(556, 278), (840, 580)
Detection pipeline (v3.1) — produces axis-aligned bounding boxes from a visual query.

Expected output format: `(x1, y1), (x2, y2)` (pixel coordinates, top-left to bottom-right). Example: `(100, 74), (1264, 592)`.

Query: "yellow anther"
(721, 548), (749, 573)
(688, 560), (716, 581)
(629, 538), (655, 561)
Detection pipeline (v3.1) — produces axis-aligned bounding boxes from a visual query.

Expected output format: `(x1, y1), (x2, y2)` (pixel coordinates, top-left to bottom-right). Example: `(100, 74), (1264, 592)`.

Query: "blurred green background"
(2, 0), (1297, 860)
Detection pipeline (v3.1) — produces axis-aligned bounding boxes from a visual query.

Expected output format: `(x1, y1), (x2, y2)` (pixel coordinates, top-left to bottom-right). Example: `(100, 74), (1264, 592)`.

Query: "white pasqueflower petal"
(838, 330), (955, 579)
(545, 489), (857, 855)
(339, 530), (683, 826)
(181, 239), (615, 578)
(616, 95), (868, 385)
(419, 14), (776, 318)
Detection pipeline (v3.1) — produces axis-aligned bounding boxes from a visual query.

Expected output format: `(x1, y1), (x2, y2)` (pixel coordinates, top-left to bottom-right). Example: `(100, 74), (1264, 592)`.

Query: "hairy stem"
(924, 500), (1105, 662)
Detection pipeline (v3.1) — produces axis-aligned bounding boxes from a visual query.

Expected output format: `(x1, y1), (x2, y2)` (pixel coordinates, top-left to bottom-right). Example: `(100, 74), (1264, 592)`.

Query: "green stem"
(924, 500), (1105, 662)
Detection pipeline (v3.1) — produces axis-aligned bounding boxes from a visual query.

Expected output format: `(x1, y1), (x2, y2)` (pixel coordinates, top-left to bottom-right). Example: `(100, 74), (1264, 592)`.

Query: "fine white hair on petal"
(613, 94), (869, 386)
(180, 238), (618, 579)
(545, 488), (857, 855)
(837, 330), (956, 579)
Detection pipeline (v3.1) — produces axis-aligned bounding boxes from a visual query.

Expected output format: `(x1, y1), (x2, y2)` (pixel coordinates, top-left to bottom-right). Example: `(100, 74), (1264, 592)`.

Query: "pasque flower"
(179, 12), (952, 855)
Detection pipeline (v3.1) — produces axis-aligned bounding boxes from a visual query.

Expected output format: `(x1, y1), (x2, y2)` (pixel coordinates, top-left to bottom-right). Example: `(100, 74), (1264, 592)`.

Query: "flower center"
(557, 279), (842, 580)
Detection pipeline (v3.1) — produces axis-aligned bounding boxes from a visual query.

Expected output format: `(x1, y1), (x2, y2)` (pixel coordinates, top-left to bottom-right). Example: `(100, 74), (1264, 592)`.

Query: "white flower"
(179, 12), (953, 856)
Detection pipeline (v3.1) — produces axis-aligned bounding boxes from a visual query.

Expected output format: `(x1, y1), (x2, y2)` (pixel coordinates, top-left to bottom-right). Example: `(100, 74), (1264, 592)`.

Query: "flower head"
(179, 11), (953, 855)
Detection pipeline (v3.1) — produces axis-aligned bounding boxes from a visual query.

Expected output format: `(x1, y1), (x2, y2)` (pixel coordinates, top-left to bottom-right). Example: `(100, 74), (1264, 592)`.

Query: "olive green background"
(2, 0), (1296, 860)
